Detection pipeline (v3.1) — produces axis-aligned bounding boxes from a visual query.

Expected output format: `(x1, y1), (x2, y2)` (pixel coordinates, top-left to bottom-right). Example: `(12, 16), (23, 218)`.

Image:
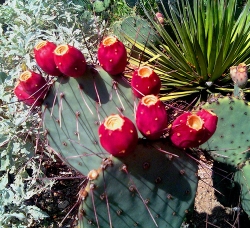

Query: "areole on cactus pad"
(97, 35), (127, 75)
(131, 66), (161, 98)
(136, 94), (168, 140)
(34, 40), (61, 76)
(53, 44), (87, 77)
(98, 114), (138, 156)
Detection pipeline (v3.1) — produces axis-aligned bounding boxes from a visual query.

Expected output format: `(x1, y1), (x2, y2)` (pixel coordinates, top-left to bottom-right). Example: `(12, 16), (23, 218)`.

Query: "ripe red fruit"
(131, 66), (161, 98)
(136, 95), (168, 140)
(170, 110), (218, 148)
(14, 81), (42, 106)
(97, 36), (127, 75)
(34, 41), (61, 76)
(170, 112), (204, 148)
(19, 70), (47, 99)
(98, 114), (138, 156)
(196, 109), (218, 142)
(53, 44), (87, 77)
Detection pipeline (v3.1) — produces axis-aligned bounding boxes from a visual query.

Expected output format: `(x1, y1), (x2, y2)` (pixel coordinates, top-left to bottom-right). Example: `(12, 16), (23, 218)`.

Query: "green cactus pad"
(117, 16), (160, 46)
(77, 140), (198, 228)
(200, 96), (250, 169)
(234, 161), (250, 217)
(42, 65), (135, 174)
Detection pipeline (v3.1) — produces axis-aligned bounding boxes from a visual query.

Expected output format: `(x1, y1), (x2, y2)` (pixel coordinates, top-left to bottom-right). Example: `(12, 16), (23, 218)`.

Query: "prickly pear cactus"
(42, 65), (198, 227)
(114, 16), (160, 46)
(234, 161), (250, 217)
(200, 95), (250, 170)
(77, 140), (198, 228)
(43, 66), (135, 174)
(200, 93), (250, 218)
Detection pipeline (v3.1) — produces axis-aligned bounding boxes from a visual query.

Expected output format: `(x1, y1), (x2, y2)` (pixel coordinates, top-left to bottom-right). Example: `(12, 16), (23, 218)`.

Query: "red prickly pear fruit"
(136, 95), (168, 140)
(98, 114), (138, 156)
(196, 109), (218, 142)
(97, 36), (127, 75)
(14, 81), (42, 106)
(131, 66), (161, 98)
(34, 41), (61, 76)
(19, 70), (47, 100)
(53, 44), (87, 77)
(170, 112), (205, 148)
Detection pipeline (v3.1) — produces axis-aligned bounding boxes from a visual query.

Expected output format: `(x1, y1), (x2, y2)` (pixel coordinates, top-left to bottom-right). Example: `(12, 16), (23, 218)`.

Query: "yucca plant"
(123, 0), (250, 100)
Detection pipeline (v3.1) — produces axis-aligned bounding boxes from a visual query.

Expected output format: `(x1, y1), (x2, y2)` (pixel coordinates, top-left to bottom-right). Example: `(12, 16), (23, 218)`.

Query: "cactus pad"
(42, 66), (135, 174)
(200, 96), (250, 169)
(117, 16), (160, 46)
(234, 161), (250, 217)
(77, 140), (198, 228)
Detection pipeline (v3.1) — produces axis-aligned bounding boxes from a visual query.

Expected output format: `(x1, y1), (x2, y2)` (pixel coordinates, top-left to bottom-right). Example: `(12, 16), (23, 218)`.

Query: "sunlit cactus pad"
(115, 16), (160, 46)
(77, 140), (198, 228)
(200, 96), (250, 169)
(234, 161), (250, 217)
(42, 65), (135, 174)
